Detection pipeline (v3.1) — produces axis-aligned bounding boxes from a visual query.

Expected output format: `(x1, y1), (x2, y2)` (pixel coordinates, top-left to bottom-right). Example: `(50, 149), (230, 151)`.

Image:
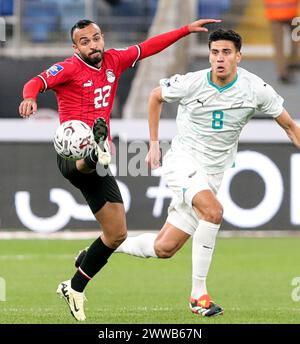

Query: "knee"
(154, 241), (176, 259)
(114, 230), (128, 247)
(105, 229), (127, 249)
(201, 203), (223, 224)
(118, 230), (128, 243)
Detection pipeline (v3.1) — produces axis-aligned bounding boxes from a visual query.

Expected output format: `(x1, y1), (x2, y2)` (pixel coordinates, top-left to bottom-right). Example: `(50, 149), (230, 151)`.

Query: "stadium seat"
(0, 0), (13, 15)
(59, 2), (85, 33)
(22, 1), (59, 42)
(198, 0), (230, 18)
(0, 0), (14, 16)
(110, 0), (157, 38)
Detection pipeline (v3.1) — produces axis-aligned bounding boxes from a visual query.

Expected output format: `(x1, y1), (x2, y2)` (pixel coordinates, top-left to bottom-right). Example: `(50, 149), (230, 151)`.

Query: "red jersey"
(23, 25), (190, 138)
(38, 46), (141, 136)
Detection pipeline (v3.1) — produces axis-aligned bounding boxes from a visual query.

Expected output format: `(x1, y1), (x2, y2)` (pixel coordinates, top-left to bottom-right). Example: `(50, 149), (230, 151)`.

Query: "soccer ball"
(54, 120), (95, 160)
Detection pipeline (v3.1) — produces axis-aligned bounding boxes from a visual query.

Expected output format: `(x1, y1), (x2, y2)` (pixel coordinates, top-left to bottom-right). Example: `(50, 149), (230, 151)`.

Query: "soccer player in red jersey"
(19, 18), (220, 321)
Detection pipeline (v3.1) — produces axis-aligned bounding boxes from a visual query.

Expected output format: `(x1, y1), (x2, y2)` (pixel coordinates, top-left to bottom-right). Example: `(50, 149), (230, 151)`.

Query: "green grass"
(0, 238), (300, 324)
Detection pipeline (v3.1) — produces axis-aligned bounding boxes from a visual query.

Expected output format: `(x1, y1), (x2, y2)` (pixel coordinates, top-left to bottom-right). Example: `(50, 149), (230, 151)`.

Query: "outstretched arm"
(276, 109), (300, 148)
(139, 18), (221, 60)
(19, 77), (44, 118)
(145, 87), (164, 169)
(19, 61), (73, 118)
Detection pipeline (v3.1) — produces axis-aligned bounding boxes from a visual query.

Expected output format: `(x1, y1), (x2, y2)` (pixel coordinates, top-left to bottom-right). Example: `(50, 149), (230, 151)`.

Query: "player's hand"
(19, 98), (37, 118)
(188, 19), (221, 33)
(145, 141), (161, 169)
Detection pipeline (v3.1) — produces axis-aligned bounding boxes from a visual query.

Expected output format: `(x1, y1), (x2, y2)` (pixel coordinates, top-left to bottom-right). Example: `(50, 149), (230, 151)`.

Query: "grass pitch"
(0, 237), (299, 324)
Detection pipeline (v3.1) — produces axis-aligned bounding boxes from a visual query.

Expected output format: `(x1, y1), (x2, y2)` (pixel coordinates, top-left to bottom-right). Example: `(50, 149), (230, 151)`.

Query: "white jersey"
(160, 67), (284, 174)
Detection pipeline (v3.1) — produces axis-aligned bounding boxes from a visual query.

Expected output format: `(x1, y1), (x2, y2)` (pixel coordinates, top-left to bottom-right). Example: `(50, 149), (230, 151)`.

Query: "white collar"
(74, 53), (102, 71)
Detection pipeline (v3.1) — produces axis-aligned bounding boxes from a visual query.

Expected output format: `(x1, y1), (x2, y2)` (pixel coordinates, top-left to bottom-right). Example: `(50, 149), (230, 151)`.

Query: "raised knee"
(116, 230), (127, 245)
(109, 230), (127, 249)
(202, 204), (223, 224)
(154, 242), (175, 259)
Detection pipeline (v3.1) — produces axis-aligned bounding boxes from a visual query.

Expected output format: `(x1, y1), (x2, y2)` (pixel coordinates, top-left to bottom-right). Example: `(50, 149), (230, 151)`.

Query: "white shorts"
(162, 149), (223, 235)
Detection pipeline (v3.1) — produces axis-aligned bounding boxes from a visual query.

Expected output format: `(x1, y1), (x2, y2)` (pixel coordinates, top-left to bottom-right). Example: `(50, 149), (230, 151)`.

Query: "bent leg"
(162, 151), (223, 312)
(96, 201), (127, 249)
(60, 164), (126, 292)
(115, 232), (158, 257)
(154, 222), (190, 258)
(72, 202), (127, 292)
(190, 190), (223, 299)
(116, 222), (190, 259)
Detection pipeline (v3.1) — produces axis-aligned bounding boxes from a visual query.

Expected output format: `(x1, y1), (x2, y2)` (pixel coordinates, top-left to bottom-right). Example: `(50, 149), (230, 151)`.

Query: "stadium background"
(0, 0), (300, 325)
(1, 0), (300, 234)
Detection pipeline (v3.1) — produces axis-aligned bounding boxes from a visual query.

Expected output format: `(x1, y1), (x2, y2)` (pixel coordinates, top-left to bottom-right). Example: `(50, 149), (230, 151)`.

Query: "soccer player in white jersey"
(76, 29), (300, 317)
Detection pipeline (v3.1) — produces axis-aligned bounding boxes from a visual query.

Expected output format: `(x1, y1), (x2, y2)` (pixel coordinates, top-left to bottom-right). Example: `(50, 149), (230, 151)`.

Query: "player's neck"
(211, 72), (237, 88)
(75, 53), (102, 69)
(85, 59), (102, 69)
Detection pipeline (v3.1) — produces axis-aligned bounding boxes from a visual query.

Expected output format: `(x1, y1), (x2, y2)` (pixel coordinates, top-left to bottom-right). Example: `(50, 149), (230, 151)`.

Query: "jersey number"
(212, 110), (224, 129)
(94, 86), (111, 109)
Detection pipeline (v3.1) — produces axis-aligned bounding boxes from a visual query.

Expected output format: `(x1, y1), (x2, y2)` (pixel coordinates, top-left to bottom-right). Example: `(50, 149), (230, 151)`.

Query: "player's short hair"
(70, 19), (99, 43)
(208, 29), (242, 52)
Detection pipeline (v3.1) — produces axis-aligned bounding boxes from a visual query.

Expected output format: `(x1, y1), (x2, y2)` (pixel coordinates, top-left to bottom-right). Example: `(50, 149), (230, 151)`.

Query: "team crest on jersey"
(48, 64), (64, 76)
(106, 69), (116, 83)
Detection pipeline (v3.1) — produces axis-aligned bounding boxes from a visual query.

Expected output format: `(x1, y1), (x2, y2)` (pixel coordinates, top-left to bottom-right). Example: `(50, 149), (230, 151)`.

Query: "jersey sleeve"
(160, 74), (189, 103)
(109, 45), (141, 72)
(256, 81), (284, 118)
(37, 61), (74, 91)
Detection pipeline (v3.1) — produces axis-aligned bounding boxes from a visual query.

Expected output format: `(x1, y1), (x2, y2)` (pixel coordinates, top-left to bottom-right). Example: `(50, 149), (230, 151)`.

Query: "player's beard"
(82, 49), (104, 67)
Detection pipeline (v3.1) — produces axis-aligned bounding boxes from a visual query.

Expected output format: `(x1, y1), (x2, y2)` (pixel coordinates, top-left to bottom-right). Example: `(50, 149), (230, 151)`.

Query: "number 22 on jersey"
(94, 86), (111, 109)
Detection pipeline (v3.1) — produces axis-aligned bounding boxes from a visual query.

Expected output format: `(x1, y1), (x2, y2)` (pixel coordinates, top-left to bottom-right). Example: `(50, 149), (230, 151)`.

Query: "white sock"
(191, 220), (220, 300)
(115, 233), (158, 258)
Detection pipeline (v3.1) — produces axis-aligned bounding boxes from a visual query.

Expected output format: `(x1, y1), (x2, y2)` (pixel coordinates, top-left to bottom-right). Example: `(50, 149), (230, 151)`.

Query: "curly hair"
(208, 29), (242, 51)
